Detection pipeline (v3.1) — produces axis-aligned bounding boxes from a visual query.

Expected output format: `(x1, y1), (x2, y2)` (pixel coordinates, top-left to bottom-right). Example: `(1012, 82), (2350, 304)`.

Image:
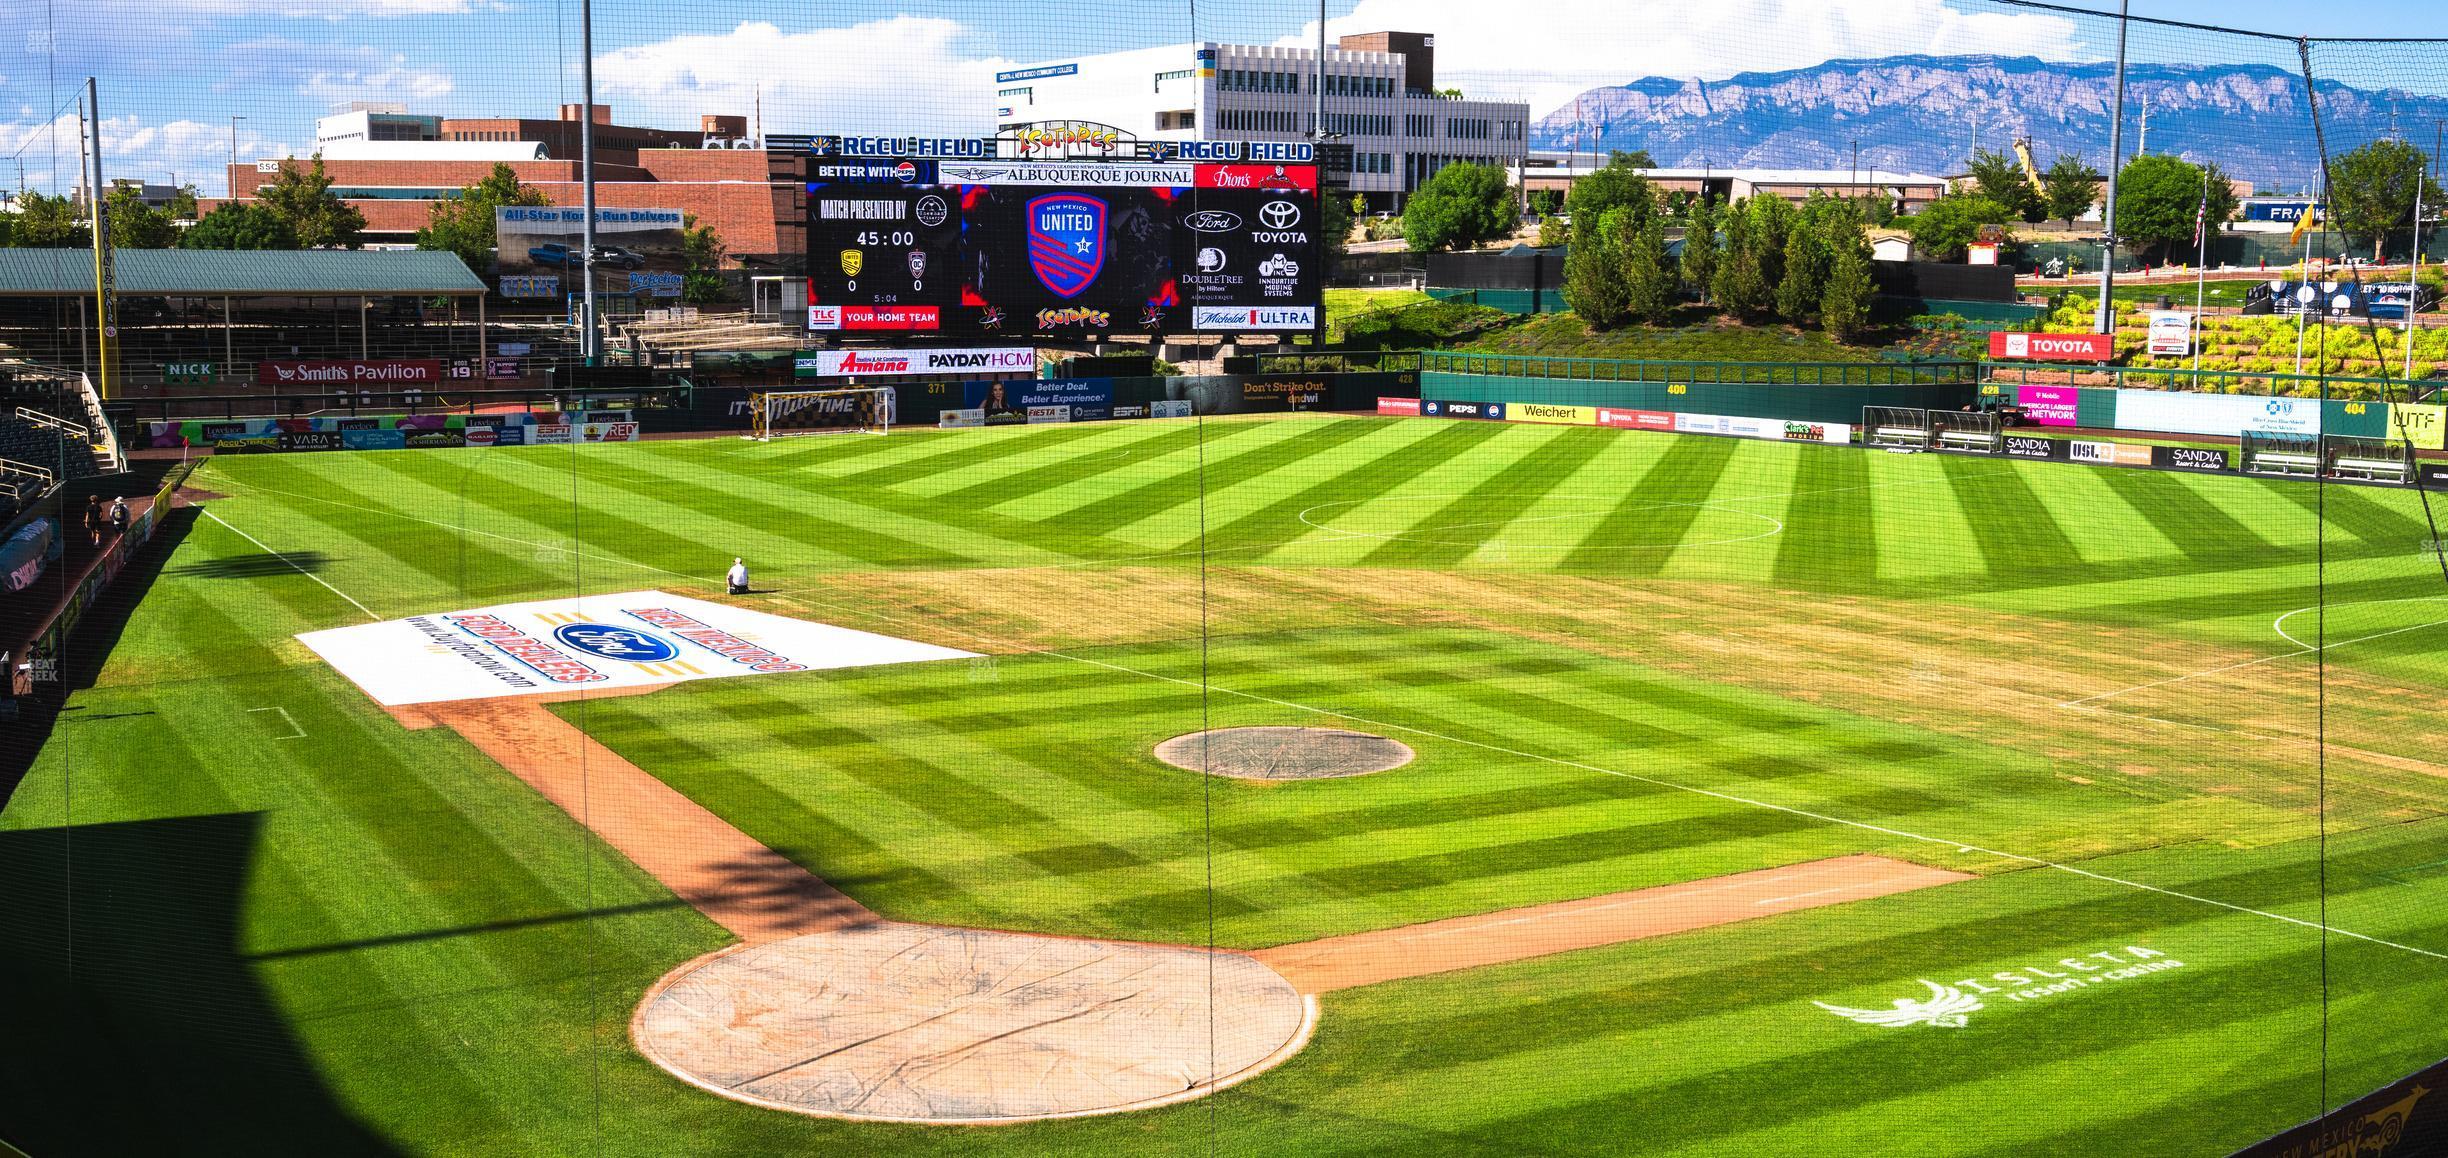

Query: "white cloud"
(1, 112), (293, 196)
(591, 17), (1011, 137)
(1283, 0), (2087, 117)
(299, 57), (456, 104)
(138, 0), (475, 14)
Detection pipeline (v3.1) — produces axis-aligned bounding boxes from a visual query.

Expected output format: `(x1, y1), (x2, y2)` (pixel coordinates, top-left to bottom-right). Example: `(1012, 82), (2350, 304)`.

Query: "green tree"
(179, 203), (300, 250)
(5, 192), (90, 247)
(1746, 194), (1798, 302)
(168, 184), (201, 221)
(257, 155), (365, 249)
(2109, 154), (2238, 262)
(1821, 242), (1876, 342)
(1680, 199), (1719, 304)
(1561, 209), (1631, 327)
(1321, 187), (1354, 261)
(101, 185), (180, 249)
(1966, 148), (2042, 223)
(1528, 189), (1559, 217)
(2328, 139), (2445, 261)
(1564, 157), (1657, 231)
(1712, 200), (1775, 319)
(680, 214), (728, 305)
(1609, 148), (1657, 169)
(2042, 154), (2100, 227)
(416, 163), (552, 275)
(1775, 208), (1829, 324)
(1402, 161), (1519, 252)
(1906, 193), (2012, 262)
(1624, 214), (1679, 325)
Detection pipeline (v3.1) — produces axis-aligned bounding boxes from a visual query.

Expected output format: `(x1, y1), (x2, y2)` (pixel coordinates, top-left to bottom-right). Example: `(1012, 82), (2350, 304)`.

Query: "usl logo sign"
(1989, 331), (2115, 362)
(1027, 192), (1107, 298)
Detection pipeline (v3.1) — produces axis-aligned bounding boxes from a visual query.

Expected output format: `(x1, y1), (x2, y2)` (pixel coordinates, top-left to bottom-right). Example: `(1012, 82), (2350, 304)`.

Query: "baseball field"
(7, 411), (2448, 1155)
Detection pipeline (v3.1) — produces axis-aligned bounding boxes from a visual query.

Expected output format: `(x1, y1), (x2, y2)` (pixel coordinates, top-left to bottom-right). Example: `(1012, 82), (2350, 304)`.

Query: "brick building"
(206, 105), (802, 269)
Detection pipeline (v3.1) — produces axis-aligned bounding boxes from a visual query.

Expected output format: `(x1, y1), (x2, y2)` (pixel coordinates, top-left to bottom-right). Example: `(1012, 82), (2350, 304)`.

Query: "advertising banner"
(2003, 433), (2068, 460)
(963, 378), (1114, 424)
(1025, 405), (1071, 424)
(1508, 402), (1595, 426)
(2391, 402), (2445, 450)
(1152, 399), (1193, 418)
(495, 206), (687, 299)
(2146, 311), (2194, 357)
(1, 518), (57, 593)
(2115, 389), (2321, 439)
(341, 429), (407, 451)
(2068, 439), (2154, 467)
(1377, 397), (1422, 416)
(1989, 332), (2115, 362)
(256, 359), (444, 387)
(795, 347), (1037, 378)
(2227, 1052), (2447, 1158)
(2154, 444), (2231, 472)
(297, 589), (979, 707)
(2013, 384), (2082, 427)
(1422, 400), (1506, 420)
(1597, 407), (1677, 431)
(938, 408), (986, 428)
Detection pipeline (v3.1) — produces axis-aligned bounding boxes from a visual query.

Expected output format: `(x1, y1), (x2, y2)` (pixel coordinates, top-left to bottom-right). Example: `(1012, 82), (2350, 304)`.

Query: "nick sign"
(1989, 332), (2116, 363)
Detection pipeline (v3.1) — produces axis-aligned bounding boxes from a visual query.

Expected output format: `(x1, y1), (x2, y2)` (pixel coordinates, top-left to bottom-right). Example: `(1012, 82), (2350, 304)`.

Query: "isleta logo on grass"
(1816, 945), (2186, 1028)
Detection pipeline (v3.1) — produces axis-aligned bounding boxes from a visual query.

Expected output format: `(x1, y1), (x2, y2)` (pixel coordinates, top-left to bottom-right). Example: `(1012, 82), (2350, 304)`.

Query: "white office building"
(995, 31), (1528, 209)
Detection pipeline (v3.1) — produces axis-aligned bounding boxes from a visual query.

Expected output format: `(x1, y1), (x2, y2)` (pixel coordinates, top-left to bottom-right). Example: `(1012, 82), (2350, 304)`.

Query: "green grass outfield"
(7, 414), (2448, 1155)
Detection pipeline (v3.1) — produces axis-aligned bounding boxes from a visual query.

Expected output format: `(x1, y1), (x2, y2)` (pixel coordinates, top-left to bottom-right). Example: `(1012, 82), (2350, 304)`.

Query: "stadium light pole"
(228, 115), (245, 170)
(578, 0), (599, 364)
(2094, 0), (2131, 335)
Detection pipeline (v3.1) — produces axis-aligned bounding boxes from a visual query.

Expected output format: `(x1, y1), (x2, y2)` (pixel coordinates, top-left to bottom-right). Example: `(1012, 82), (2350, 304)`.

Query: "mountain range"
(1529, 54), (2448, 189)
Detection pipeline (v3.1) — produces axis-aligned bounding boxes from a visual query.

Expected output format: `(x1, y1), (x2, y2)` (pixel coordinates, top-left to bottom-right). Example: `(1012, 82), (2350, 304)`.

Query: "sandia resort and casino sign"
(1814, 945), (2187, 1028)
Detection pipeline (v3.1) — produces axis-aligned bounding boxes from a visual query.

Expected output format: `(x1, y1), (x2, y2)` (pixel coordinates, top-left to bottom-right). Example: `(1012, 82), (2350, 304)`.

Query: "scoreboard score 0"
(806, 159), (1322, 336)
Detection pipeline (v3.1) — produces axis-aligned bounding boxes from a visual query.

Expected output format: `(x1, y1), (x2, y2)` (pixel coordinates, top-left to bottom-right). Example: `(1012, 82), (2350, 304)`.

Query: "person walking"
(83, 495), (103, 548)
(726, 557), (750, 596)
(108, 496), (130, 538)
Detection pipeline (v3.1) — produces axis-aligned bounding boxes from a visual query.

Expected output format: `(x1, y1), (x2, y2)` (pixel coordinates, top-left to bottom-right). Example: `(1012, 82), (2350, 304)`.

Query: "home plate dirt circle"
(1154, 726), (1416, 780)
(632, 922), (1314, 1124)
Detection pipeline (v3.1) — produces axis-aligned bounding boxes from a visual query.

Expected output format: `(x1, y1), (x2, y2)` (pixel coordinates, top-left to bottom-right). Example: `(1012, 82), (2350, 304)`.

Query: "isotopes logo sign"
(1989, 332), (2116, 362)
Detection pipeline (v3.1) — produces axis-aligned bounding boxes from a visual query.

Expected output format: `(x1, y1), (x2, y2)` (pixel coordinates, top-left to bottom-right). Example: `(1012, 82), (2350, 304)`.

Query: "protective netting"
(4, 2), (2448, 1155)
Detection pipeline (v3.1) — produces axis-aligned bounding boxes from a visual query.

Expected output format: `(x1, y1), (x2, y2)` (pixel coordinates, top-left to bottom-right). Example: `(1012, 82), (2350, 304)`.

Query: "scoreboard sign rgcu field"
(805, 145), (1322, 337)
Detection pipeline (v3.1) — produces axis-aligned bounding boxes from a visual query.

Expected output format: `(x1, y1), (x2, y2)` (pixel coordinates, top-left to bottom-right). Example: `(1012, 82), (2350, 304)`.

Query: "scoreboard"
(806, 159), (1322, 337)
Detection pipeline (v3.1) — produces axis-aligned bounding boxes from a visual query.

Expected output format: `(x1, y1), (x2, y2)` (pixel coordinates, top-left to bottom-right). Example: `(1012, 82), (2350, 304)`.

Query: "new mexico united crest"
(1026, 192), (1106, 299)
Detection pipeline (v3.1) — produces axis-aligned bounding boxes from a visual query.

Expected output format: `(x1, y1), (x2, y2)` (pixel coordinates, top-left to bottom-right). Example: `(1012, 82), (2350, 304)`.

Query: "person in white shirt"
(726, 557), (750, 595)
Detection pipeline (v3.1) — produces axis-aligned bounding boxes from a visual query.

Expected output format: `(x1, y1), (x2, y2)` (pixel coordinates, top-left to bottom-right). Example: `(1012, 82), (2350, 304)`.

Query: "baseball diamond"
(9, 409), (2448, 1156)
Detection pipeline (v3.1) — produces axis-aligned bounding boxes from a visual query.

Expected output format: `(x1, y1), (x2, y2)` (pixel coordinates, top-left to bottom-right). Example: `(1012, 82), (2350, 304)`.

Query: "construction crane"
(2011, 137), (2047, 196)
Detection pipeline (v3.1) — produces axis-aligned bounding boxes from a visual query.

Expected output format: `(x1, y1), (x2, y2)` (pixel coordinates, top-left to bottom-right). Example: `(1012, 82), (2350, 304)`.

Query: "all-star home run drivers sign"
(299, 590), (977, 706)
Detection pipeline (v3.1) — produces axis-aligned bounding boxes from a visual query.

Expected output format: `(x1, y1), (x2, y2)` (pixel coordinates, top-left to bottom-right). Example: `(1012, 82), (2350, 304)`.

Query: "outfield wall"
(1418, 372), (1978, 425)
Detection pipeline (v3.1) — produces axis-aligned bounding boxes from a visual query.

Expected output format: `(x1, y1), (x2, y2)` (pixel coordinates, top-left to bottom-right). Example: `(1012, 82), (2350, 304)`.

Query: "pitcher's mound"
(1155, 726), (1415, 780)
(632, 922), (1312, 1124)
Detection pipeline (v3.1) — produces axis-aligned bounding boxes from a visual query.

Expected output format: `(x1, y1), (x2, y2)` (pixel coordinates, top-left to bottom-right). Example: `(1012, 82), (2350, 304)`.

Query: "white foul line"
(248, 706), (306, 740)
(200, 507), (380, 622)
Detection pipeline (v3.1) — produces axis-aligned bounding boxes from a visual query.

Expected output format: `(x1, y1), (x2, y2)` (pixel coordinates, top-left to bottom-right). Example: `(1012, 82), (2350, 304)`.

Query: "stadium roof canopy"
(0, 249), (487, 297)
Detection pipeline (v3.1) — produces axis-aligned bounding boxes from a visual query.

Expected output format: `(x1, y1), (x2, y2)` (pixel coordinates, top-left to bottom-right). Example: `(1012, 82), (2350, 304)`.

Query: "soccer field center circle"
(631, 923), (1315, 1125)
(1155, 726), (1417, 780)
(1295, 492), (1784, 551)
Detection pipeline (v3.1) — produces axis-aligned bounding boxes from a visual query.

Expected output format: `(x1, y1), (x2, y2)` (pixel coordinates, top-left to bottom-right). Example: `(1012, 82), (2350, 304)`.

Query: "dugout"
(1864, 406), (1934, 450)
(0, 249), (492, 396)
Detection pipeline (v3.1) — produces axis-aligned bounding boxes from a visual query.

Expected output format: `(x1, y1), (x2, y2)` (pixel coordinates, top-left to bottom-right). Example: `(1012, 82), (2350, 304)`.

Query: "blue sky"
(3, 0), (2441, 196)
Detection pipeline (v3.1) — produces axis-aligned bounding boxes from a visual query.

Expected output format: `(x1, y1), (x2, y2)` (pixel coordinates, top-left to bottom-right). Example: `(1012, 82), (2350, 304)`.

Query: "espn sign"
(1988, 332), (2115, 362)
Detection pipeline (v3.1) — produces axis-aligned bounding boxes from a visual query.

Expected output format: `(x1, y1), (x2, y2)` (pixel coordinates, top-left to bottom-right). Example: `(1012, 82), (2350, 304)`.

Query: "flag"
(2193, 184), (2208, 250)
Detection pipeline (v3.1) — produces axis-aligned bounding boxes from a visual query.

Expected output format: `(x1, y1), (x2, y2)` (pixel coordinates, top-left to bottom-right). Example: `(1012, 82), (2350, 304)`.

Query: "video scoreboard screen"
(806, 159), (1322, 337)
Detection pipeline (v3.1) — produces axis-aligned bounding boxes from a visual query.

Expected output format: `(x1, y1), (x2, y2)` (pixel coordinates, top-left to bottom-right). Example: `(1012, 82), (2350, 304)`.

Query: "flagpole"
(2193, 167), (2208, 372)
(2408, 151), (2428, 383)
